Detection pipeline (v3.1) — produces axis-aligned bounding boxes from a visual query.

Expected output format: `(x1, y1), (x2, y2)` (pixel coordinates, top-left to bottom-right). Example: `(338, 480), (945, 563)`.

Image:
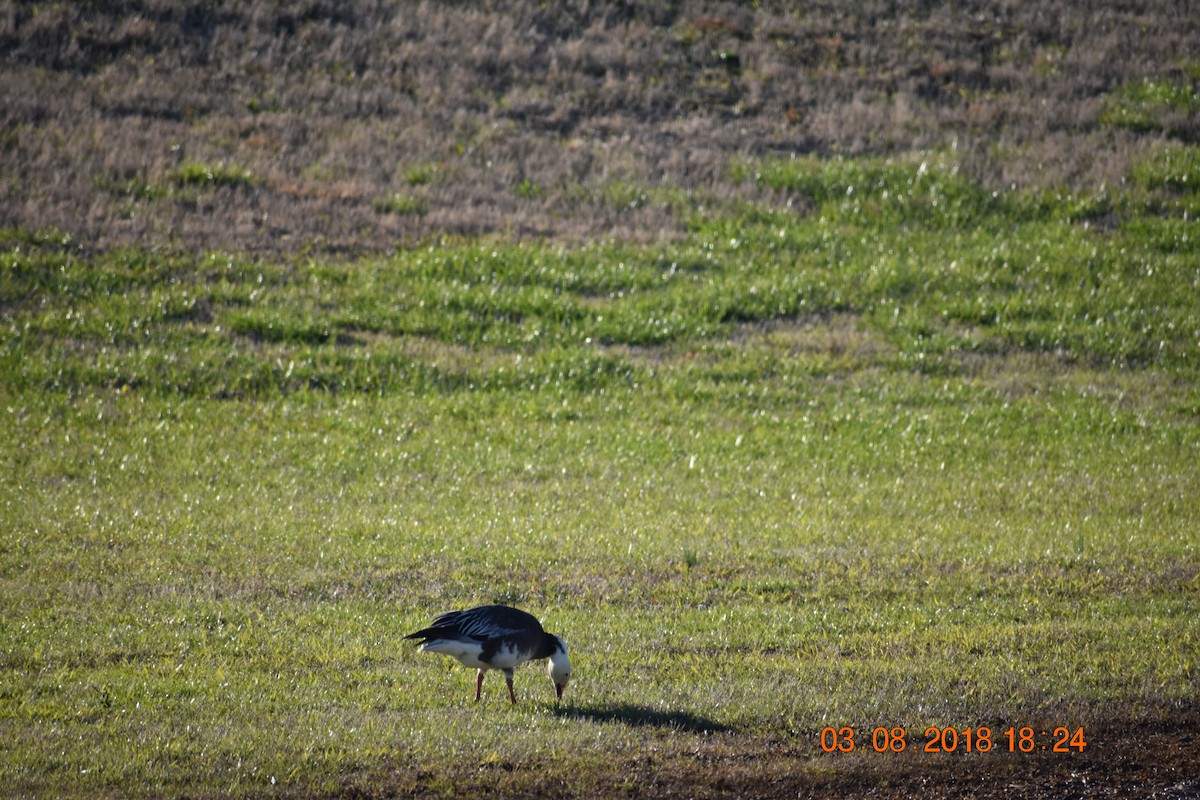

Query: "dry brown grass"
(2, 0), (1197, 255)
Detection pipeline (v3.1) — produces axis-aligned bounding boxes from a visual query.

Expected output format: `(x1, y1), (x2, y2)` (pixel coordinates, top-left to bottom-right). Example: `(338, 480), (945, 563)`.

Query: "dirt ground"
(681, 711), (1200, 799)
(355, 707), (1199, 798)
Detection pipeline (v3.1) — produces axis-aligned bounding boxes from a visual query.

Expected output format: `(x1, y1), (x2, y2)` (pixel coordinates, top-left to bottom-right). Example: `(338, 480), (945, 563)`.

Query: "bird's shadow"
(551, 702), (735, 734)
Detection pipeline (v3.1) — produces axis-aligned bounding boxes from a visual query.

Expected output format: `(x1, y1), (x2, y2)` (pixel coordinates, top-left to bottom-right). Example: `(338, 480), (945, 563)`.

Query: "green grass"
(1101, 74), (1200, 134)
(171, 160), (260, 189)
(2, 152), (1198, 797)
(514, 178), (544, 199)
(372, 193), (428, 216)
(403, 162), (442, 187)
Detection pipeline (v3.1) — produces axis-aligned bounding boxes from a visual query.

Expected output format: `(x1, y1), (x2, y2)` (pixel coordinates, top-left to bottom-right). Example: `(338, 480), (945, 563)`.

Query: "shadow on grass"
(552, 702), (735, 733)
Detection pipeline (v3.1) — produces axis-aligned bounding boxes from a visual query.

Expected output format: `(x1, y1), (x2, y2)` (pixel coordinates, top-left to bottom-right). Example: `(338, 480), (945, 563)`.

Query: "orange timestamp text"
(819, 725), (1087, 754)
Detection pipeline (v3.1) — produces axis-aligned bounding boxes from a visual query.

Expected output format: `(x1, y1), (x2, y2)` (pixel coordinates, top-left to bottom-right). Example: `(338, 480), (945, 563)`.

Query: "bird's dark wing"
(443, 605), (544, 640)
(406, 604), (544, 644)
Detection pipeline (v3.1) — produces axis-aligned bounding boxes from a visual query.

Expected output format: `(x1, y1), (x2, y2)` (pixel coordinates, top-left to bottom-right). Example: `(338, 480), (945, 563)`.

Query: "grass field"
(3, 2), (1200, 797)
(3, 149), (1199, 797)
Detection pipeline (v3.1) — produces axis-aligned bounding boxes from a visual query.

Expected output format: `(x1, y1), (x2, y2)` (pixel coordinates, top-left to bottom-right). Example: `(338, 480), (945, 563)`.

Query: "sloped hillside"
(1, 1), (1197, 253)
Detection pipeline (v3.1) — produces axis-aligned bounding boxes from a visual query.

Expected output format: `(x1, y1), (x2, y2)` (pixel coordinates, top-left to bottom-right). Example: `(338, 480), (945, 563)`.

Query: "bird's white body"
(419, 638), (523, 671)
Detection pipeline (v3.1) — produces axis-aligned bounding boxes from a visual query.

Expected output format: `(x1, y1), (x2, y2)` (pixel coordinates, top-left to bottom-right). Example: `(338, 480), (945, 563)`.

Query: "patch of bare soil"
(350, 707), (1199, 798)
(712, 710), (1200, 800)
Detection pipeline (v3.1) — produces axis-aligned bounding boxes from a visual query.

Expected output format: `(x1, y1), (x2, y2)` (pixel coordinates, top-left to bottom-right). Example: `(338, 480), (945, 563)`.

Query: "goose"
(405, 604), (571, 703)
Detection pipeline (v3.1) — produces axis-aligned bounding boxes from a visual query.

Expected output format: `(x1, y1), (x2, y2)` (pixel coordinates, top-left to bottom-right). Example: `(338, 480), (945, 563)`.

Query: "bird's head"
(547, 635), (570, 700)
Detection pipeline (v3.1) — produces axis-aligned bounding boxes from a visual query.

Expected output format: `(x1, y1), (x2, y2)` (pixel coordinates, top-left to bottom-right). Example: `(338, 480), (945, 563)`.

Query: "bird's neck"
(536, 632), (560, 660)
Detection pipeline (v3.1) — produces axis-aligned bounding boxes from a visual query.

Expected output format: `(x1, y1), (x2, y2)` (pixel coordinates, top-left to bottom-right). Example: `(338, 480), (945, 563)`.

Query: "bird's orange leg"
(506, 676), (517, 704)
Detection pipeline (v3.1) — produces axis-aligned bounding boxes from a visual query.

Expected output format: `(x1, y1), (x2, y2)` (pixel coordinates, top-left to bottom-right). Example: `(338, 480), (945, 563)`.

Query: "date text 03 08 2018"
(819, 726), (1087, 754)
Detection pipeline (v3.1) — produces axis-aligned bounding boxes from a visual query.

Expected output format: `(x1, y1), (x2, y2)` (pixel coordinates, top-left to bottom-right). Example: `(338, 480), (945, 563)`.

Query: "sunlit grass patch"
(171, 160), (259, 189)
(1126, 143), (1200, 220)
(93, 173), (170, 201)
(402, 161), (442, 187)
(1130, 143), (1200, 192)
(1100, 75), (1200, 134)
(1, 147), (1199, 797)
(743, 153), (1004, 229)
(514, 177), (543, 199)
(371, 192), (428, 215)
